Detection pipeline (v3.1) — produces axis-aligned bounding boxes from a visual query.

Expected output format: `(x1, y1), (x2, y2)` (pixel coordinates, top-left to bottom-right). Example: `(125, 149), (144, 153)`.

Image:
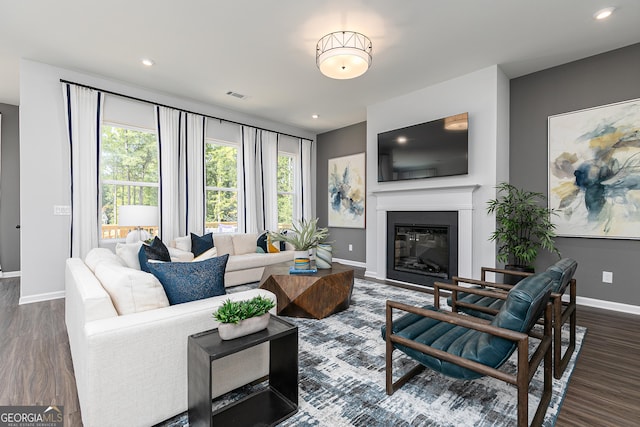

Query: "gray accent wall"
(510, 42), (640, 307)
(316, 122), (366, 263)
(0, 103), (20, 273)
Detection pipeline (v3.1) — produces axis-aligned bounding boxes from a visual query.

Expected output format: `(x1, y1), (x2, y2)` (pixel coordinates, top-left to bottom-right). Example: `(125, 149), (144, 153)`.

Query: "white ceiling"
(1, 0), (639, 134)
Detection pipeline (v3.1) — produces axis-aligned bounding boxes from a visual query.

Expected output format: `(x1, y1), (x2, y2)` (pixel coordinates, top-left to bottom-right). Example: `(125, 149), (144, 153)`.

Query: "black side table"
(188, 315), (298, 427)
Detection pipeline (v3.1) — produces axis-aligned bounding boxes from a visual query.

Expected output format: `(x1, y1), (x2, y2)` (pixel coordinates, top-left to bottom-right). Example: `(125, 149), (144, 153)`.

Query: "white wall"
(365, 65), (509, 280)
(19, 59), (314, 303)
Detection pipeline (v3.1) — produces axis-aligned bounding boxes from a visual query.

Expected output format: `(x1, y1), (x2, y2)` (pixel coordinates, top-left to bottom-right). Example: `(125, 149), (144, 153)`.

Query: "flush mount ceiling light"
(316, 31), (372, 79)
(141, 58), (155, 67)
(444, 113), (469, 131)
(594, 7), (615, 20)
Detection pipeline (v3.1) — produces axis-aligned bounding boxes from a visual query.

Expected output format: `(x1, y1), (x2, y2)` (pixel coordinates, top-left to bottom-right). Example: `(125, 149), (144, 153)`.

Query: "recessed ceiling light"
(141, 58), (155, 67)
(312, 114), (319, 119)
(594, 7), (615, 20)
(397, 136), (407, 144)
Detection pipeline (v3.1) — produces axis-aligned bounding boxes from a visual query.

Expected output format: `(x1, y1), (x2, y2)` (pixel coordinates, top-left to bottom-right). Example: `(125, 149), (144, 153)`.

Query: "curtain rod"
(59, 79), (313, 142)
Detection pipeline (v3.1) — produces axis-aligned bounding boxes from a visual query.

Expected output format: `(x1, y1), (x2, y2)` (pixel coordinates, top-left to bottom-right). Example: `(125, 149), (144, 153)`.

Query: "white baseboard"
(576, 296), (640, 315)
(0, 271), (21, 278)
(19, 290), (66, 305)
(333, 258), (367, 269)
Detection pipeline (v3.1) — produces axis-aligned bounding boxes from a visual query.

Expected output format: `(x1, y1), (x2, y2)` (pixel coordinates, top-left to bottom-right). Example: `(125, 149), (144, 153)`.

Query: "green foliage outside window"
(277, 154), (294, 229)
(205, 143), (238, 223)
(100, 125), (159, 225)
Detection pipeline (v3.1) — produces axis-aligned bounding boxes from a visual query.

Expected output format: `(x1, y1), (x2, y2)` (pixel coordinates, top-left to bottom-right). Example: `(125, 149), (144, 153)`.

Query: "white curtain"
(240, 127), (280, 233)
(256, 131), (279, 231)
(295, 138), (313, 221)
(240, 126), (258, 233)
(62, 84), (103, 258)
(156, 106), (185, 241)
(185, 114), (206, 234)
(0, 113), (2, 274)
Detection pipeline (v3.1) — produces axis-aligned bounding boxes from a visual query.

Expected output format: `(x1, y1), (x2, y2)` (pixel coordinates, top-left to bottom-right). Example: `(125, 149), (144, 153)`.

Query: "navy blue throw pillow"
(147, 254), (229, 305)
(257, 232), (268, 252)
(191, 232), (214, 257)
(138, 237), (171, 273)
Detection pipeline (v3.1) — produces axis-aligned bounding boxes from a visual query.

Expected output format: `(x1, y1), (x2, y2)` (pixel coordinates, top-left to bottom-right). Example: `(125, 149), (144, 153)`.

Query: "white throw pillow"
(174, 235), (191, 252)
(233, 233), (258, 255)
(192, 247), (217, 262)
(168, 246), (195, 262)
(115, 241), (144, 270)
(94, 263), (169, 315)
(85, 248), (125, 272)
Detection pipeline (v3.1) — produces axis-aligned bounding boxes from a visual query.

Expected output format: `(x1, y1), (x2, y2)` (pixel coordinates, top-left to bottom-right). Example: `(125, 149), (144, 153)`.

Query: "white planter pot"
(218, 312), (270, 340)
(294, 250), (311, 270)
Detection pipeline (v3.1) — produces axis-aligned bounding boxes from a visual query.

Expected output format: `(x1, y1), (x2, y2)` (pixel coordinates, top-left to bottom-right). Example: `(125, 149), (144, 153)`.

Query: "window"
(277, 153), (295, 230)
(205, 140), (239, 233)
(100, 124), (159, 240)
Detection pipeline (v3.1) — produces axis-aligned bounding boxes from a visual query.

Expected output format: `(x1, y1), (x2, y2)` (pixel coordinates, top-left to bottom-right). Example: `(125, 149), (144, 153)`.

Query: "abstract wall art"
(328, 153), (366, 228)
(548, 97), (640, 239)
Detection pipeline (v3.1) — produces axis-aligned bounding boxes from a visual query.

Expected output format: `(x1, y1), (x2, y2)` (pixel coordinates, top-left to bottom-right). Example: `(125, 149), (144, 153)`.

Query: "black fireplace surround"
(387, 211), (458, 287)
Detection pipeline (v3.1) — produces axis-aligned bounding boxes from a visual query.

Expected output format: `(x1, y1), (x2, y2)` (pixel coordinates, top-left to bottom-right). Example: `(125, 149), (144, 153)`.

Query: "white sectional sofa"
(168, 232), (295, 287)
(65, 245), (279, 427)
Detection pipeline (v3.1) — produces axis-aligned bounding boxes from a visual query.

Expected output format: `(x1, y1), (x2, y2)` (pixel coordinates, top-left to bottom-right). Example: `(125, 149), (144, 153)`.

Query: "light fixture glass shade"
(316, 31), (372, 79)
(444, 113), (469, 131)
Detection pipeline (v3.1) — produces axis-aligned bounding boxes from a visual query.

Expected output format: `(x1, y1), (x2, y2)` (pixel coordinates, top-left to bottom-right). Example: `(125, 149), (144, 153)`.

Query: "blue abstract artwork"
(548, 97), (640, 238)
(328, 153), (366, 228)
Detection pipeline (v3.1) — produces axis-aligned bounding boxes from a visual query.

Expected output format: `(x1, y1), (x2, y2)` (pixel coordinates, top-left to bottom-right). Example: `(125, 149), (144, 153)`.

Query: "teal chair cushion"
(546, 258), (577, 293)
(383, 271), (553, 379)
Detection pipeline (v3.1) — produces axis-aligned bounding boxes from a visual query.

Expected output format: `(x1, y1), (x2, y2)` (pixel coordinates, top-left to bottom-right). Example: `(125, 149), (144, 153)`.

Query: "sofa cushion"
(93, 263), (170, 315)
(191, 232), (214, 257)
(213, 234), (234, 256)
(85, 248), (126, 272)
(139, 237), (172, 273)
(147, 255), (229, 305)
(233, 233), (258, 255)
(115, 241), (144, 270)
(174, 235), (191, 252)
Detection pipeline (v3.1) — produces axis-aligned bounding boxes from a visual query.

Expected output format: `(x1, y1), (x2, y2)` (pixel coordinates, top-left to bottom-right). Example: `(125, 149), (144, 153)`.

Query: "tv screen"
(377, 113), (468, 182)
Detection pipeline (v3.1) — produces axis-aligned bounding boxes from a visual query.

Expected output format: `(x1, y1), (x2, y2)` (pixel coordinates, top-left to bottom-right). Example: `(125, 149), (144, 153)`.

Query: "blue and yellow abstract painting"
(328, 153), (366, 228)
(548, 98), (640, 238)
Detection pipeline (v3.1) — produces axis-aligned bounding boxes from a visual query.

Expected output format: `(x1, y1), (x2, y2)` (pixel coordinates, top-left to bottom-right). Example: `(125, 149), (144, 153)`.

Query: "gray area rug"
(159, 278), (585, 426)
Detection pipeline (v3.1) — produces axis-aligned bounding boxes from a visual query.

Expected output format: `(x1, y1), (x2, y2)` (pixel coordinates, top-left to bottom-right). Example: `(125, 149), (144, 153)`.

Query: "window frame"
(204, 137), (240, 233)
(99, 121), (160, 242)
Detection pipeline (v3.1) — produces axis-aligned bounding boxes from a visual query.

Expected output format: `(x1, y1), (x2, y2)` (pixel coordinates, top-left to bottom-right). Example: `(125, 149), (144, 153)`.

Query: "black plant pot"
(504, 264), (534, 285)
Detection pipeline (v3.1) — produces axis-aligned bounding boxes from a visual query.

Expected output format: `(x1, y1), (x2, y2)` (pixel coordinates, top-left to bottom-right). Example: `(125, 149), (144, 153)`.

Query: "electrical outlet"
(53, 205), (72, 216)
(602, 271), (613, 284)
(348, 244), (353, 251)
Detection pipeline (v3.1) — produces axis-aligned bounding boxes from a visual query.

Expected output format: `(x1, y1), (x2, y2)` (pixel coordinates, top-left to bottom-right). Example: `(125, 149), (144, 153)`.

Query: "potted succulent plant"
(213, 295), (276, 340)
(487, 182), (561, 276)
(269, 218), (329, 269)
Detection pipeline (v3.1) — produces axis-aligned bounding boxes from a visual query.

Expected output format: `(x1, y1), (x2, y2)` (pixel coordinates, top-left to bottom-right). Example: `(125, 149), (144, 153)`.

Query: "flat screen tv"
(377, 113), (468, 182)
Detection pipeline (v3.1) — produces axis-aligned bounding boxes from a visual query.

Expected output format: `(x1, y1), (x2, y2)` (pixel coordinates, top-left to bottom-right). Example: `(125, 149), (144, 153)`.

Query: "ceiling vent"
(226, 91), (248, 100)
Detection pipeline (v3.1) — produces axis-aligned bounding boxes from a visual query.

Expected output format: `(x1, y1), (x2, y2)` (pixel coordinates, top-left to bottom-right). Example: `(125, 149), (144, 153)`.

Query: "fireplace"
(387, 211), (458, 286)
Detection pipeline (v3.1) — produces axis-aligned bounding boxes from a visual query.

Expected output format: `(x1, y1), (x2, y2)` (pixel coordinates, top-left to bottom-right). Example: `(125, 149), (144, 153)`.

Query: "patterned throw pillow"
(147, 254), (229, 305)
(257, 232), (269, 253)
(267, 235), (281, 253)
(191, 232), (214, 257)
(138, 237), (171, 273)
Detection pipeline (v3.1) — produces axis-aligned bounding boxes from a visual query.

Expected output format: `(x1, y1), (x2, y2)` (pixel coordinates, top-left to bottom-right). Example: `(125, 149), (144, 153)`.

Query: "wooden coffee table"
(259, 262), (354, 319)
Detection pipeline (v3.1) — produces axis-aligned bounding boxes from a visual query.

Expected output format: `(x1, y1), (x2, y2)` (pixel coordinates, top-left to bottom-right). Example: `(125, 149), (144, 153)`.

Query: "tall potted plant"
(487, 182), (560, 274)
(269, 218), (329, 269)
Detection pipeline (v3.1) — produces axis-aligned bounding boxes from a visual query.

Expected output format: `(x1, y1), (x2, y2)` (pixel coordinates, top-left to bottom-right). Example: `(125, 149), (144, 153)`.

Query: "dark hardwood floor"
(1, 274), (639, 426)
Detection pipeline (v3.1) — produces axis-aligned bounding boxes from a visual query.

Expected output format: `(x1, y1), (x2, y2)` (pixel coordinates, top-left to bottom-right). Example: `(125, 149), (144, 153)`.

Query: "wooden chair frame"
(385, 299), (553, 427)
(434, 267), (576, 379)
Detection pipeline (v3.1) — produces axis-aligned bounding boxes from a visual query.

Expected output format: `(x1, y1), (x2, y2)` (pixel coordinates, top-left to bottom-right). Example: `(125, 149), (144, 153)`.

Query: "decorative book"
(289, 267), (318, 274)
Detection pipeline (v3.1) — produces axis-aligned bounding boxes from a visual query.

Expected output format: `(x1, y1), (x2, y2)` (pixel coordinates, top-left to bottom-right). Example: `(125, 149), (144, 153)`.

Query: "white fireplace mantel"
(370, 184), (479, 283)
